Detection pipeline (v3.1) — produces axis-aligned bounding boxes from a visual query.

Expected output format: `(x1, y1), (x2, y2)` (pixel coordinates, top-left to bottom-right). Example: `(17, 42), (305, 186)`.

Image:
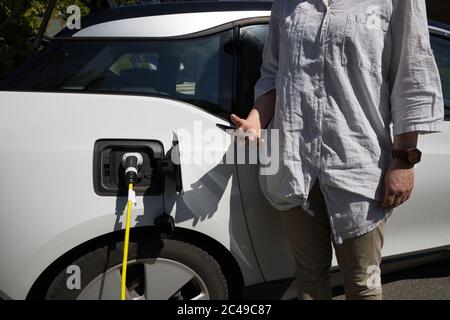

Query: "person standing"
(231, 0), (444, 300)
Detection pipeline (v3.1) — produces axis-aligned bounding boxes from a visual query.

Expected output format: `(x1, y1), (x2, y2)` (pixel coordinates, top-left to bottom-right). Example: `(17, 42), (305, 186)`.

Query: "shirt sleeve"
(389, 0), (444, 136)
(254, 0), (280, 101)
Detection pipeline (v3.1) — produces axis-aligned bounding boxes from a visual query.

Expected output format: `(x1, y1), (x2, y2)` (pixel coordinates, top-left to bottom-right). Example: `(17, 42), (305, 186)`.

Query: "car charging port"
(93, 140), (164, 196)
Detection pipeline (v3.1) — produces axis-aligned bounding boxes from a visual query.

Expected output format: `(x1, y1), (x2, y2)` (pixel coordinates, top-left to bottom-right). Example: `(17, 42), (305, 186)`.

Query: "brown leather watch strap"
(392, 149), (407, 161)
(391, 148), (422, 166)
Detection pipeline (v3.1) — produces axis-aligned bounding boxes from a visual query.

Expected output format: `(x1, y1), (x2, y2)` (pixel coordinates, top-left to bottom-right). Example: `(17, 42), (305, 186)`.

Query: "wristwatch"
(391, 148), (422, 166)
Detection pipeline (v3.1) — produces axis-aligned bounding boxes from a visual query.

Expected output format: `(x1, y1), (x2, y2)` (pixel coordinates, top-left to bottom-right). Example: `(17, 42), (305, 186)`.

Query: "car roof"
(56, 1), (273, 38)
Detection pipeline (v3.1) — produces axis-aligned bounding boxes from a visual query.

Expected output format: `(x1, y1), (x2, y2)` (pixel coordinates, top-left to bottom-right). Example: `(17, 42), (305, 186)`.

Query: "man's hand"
(230, 112), (262, 143)
(381, 131), (419, 209)
(380, 159), (414, 209)
(229, 89), (276, 144)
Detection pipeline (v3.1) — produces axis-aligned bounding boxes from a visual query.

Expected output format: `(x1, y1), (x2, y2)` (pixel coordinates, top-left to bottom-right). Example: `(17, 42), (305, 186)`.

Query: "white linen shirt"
(255, 0), (444, 242)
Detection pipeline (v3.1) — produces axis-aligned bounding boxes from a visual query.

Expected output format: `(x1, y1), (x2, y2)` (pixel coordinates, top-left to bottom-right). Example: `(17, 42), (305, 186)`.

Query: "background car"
(0, 1), (449, 300)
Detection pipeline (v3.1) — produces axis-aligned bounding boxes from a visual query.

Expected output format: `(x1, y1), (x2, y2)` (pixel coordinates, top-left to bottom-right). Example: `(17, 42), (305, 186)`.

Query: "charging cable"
(120, 152), (143, 300)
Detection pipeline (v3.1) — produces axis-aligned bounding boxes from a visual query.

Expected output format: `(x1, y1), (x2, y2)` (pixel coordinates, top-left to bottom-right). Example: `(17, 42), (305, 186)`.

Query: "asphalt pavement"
(244, 256), (450, 300)
(333, 258), (450, 300)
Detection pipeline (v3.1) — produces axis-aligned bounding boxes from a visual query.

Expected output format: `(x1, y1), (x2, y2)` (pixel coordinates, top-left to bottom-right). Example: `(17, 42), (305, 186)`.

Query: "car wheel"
(45, 238), (228, 300)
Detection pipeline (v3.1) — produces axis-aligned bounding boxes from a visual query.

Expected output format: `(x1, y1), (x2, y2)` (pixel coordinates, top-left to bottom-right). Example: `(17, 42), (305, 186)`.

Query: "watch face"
(407, 149), (422, 164)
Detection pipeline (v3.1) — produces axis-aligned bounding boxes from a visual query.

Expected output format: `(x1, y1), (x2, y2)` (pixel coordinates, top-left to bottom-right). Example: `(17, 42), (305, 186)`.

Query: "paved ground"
(333, 258), (450, 300)
(244, 256), (450, 300)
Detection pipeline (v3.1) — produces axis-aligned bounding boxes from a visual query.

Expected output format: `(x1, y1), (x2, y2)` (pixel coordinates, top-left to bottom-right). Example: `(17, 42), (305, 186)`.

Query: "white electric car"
(0, 1), (449, 300)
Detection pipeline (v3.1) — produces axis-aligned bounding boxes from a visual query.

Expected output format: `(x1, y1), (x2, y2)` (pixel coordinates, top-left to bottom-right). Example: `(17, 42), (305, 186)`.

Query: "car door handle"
(216, 123), (237, 133)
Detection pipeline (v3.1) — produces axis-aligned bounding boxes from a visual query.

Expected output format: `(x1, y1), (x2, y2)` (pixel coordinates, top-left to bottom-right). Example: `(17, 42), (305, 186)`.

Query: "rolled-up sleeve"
(254, 0), (280, 101)
(389, 0), (444, 136)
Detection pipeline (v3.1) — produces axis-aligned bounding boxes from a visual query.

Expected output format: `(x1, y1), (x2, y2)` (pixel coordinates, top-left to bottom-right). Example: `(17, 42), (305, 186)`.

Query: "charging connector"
(122, 152), (143, 184)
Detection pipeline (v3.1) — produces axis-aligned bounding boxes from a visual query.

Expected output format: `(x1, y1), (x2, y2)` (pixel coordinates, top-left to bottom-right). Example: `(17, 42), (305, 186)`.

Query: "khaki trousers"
(280, 180), (385, 300)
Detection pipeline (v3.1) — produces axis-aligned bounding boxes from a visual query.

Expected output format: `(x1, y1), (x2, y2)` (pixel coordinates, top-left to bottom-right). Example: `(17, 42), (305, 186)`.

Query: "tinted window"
(236, 24), (268, 119)
(431, 35), (450, 120)
(15, 31), (234, 118)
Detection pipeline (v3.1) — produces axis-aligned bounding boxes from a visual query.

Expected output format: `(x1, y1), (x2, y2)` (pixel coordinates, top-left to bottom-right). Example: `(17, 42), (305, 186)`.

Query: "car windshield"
(12, 30), (234, 118)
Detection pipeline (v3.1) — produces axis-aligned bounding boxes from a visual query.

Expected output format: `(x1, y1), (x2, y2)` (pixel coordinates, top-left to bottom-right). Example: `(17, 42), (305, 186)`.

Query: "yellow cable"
(121, 183), (134, 300)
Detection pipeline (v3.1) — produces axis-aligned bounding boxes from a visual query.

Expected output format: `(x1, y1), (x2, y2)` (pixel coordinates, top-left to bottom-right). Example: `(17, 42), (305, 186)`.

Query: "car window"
(14, 30), (234, 118)
(235, 27), (450, 121)
(235, 24), (268, 119)
(430, 35), (450, 120)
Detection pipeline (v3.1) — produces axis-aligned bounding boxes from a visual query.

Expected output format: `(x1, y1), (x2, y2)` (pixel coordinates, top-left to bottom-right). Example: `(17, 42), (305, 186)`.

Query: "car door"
(234, 23), (296, 282)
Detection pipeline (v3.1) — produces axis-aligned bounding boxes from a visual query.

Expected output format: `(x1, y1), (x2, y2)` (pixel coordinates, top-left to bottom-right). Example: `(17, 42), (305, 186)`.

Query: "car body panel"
(383, 122), (450, 256)
(0, 91), (263, 299)
(72, 11), (270, 38)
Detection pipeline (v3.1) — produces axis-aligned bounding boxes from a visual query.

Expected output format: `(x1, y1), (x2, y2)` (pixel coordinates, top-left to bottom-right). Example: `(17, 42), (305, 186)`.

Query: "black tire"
(45, 237), (228, 300)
